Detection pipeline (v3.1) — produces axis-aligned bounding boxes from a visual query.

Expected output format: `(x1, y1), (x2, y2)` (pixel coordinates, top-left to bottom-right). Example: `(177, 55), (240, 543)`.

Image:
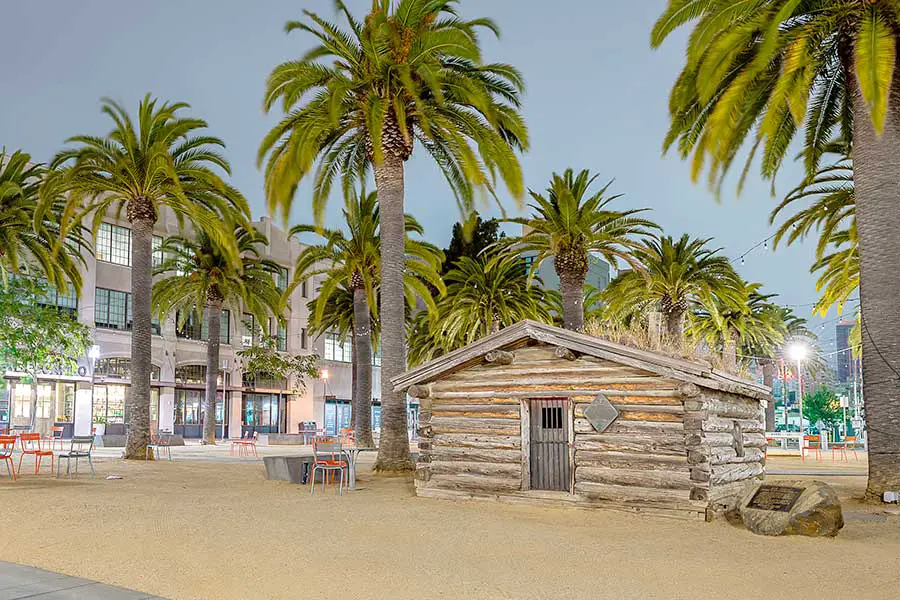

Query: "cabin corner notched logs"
(395, 321), (769, 521)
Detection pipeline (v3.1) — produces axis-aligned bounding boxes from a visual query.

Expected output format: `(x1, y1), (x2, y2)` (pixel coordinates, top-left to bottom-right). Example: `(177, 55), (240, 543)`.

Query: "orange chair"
(46, 426), (65, 451)
(231, 431), (259, 457)
(832, 435), (860, 462)
(0, 435), (16, 481)
(340, 427), (355, 446)
(802, 435), (822, 461)
(18, 433), (54, 475)
(310, 438), (348, 495)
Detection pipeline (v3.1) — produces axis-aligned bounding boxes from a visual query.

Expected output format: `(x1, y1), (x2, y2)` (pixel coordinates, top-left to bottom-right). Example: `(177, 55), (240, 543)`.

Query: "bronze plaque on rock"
(748, 485), (804, 512)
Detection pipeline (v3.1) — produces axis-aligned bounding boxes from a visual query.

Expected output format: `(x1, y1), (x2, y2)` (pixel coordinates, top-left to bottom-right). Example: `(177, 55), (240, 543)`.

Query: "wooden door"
(529, 398), (570, 491)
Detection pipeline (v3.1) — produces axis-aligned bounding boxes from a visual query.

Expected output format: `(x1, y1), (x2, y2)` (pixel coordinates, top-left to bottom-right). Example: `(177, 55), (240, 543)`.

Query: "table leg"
(348, 451), (357, 490)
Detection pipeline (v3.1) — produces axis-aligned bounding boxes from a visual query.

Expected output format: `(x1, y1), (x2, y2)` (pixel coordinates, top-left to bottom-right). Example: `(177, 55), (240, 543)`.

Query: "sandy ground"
(1, 450), (898, 600)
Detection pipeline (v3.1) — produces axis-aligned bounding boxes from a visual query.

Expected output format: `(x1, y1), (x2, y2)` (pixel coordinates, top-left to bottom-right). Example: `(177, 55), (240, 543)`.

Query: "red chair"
(231, 431), (259, 457)
(46, 426), (65, 451)
(0, 435), (16, 481)
(18, 433), (54, 475)
(802, 435), (822, 461)
(831, 435), (860, 462)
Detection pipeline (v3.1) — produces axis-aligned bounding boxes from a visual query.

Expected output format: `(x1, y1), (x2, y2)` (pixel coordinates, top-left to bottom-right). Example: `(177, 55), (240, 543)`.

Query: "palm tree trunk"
(125, 216), (153, 459)
(353, 287), (374, 448)
(664, 308), (684, 345)
(557, 270), (585, 331)
(373, 154), (413, 471)
(852, 68), (900, 501)
(762, 361), (776, 431)
(203, 301), (222, 445)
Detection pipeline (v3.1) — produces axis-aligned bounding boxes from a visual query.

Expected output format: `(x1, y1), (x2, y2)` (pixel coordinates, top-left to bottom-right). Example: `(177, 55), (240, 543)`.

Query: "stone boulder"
(737, 480), (844, 537)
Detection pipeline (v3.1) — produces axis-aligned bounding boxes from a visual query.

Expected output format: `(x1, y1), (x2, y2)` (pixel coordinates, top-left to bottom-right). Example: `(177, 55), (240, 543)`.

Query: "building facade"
(1, 209), (384, 439)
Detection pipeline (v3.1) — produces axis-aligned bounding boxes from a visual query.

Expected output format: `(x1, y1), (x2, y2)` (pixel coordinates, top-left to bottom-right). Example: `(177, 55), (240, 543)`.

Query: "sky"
(0, 0), (843, 350)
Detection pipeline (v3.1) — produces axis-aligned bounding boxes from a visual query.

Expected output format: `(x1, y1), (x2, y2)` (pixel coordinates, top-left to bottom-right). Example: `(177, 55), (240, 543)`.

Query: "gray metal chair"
(146, 432), (172, 461)
(310, 438), (347, 496)
(57, 436), (95, 479)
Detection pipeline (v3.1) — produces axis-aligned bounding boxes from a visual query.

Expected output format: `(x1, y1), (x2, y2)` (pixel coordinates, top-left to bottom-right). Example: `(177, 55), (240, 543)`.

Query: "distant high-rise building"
(836, 321), (854, 382)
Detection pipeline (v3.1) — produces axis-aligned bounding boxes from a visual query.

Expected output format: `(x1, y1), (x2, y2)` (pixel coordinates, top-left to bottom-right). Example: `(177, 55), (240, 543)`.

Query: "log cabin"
(392, 320), (771, 521)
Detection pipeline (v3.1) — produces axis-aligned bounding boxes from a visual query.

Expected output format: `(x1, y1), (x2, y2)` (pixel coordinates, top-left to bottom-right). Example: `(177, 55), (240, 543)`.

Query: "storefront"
(91, 358), (161, 434)
(322, 399), (419, 439)
(174, 365), (229, 439)
(241, 392), (284, 435)
(3, 379), (78, 436)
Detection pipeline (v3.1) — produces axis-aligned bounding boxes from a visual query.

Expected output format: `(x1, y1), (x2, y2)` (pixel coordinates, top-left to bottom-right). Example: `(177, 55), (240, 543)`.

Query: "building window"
(276, 266), (288, 292)
(301, 280), (308, 298)
(175, 365), (230, 386)
(96, 223), (132, 266)
(242, 371), (285, 390)
(300, 328), (308, 350)
(242, 393), (280, 430)
(242, 313), (261, 347)
(94, 358), (160, 381)
(175, 390), (225, 425)
(324, 332), (352, 363)
(152, 235), (164, 268)
(372, 346), (381, 367)
(176, 309), (230, 344)
(95, 288), (160, 334)
(276, 321), (287, 352)
(34, 280), (78, 314)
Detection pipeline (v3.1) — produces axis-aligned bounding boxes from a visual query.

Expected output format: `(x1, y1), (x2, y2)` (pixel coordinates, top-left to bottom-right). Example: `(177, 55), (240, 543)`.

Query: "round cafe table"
(341, 447), (376, 490)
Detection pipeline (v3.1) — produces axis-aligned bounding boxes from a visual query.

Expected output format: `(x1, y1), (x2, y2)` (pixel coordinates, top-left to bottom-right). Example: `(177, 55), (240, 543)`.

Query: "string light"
(732, 233), (777, 265)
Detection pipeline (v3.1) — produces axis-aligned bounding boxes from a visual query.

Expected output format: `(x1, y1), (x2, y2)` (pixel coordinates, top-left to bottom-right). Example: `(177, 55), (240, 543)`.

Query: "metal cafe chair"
(18, 433), (54, 476)
(46, 426), (65, 452)
(57, 436), (95, 479)
(0, 435), (17, 481)
(147, 431), (173, 461)
(310, 438), (348, 496)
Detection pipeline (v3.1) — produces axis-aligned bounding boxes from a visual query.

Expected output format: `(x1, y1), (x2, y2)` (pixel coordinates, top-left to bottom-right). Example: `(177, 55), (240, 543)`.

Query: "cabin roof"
(392, 320), (771, 400)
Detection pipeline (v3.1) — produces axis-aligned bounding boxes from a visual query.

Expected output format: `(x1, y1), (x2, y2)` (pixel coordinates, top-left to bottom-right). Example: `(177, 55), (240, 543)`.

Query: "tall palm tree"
(291, 190), (443, 448)
(48, 95), (246, 459)
(652, 0), (900, 500)
(501, 169), (656, 331)
(259, 0), (527, 471)
(603, 234), (744, 345)
(689, 283), (787, 371)
(408, 253), (554, 365)
(0, 149), (87, 290)
(153, 224), (281, 445)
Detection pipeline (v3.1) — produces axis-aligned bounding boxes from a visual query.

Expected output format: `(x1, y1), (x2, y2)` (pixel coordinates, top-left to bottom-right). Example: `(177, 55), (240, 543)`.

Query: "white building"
(0, 209), (384, 439)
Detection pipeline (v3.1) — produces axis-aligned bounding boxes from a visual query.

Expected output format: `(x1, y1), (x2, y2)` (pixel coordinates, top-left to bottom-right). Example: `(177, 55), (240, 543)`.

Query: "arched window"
(94, 358), (160, 381)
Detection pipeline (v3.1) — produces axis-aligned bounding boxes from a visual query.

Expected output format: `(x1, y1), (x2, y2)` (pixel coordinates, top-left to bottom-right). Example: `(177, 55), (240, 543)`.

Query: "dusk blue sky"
(0, 1), (842, 349)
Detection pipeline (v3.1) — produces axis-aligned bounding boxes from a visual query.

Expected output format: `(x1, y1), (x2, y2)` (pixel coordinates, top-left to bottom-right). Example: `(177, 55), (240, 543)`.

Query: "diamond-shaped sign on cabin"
(584, 393), (619, 432)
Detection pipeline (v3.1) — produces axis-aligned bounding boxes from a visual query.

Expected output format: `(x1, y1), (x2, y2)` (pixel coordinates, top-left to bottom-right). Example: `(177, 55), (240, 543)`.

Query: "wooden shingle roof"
(392, 320), (771, 400)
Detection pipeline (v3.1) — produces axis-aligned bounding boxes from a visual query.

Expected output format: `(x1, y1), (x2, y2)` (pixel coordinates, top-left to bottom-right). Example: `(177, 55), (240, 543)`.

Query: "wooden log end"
(553, 346), (577, 361)
(408, 384), (431, 399)
(679, 383), (702, 398)
(484, 350), (515, 365)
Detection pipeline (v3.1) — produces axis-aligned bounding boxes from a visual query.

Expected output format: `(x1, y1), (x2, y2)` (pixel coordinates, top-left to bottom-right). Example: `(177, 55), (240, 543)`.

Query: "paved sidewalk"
(0, 562), (166, 599)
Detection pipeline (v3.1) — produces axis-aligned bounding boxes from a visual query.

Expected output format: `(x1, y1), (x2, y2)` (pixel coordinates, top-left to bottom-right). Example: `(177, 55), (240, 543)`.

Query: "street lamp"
(787, 343), (808, 436)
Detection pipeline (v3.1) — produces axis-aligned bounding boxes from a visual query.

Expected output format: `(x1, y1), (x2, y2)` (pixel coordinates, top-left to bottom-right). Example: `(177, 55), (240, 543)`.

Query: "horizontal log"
(575, 450), (689, 471)
(688, 447), (765, 466)
(684, 398), (762, 420)
(432, 389), (688, 401)
(432, 433), (521, 450)
(431, 446), (522, 464)
(431, 417), (521, 436)
(432, 378), (680, 393)
(574, 481), (693, 506)
(684, 432), (766, 448)
(428, 473), (522, 493)
(576, 467), (693, 490)
(710, 462), (764, 485)
(574, 433), (686, 456)
(429, 461), (522, 478)
(446, 364), (650, 381)
(432, 397), (521, 405)
(707, 480), (757, 504)
(431, 404), (521, 419)
(602, 420), (685, 435)
(682, 416), (764, 434)
(576, 404), (685, 419)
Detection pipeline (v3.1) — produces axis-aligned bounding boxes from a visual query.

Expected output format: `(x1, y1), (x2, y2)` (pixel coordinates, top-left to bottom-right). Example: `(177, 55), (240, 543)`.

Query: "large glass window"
(242, 371), (285, 390)
(95, 288), (160, 334)
(300, 328), (308, 350)
(176, 309), (230, 343)
(35, 281), (78, 314)
(324, 332), (352, 362)
(92, 384), (127, 424)
(152, 235), (164, 268)
(94, 358), (160, 381)
(96, 223), (132, 266)
(174, 365), (230, 386)
(176, 390), (225, 425)
(276, 321), (287, 352)
(242, 394), (280, 429)
(276, 266), (288, 292)
(242, 313), (262, 347)
(373, 346), (381, 367)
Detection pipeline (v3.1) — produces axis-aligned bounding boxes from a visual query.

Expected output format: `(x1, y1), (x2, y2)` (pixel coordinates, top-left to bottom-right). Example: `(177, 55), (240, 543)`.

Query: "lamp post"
(787, 343), (808, 437)
(319, 369), (329, 434)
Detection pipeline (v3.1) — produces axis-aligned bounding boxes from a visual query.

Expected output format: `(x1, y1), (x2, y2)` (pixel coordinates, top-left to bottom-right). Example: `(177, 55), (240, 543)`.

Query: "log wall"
(413, 343), (765, 520)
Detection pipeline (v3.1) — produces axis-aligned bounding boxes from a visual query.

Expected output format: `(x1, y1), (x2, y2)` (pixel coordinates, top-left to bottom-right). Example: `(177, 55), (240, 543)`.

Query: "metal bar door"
(529, 398), (570, 491)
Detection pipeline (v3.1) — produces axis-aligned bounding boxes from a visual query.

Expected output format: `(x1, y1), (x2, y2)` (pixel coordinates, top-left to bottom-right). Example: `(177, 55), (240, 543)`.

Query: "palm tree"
(652, 0), (900, 500)
(48, 95), (246, 459)
(0, 149), (87, 290)
(502, 169), (655, 331)
(291, 190), (443, 448)
(408, 253), (554, 365)
(259, 1), (527, 471)
(603, 234), (744, 345)
(153, 223), (281, 445)
(690, 283), (787, 371)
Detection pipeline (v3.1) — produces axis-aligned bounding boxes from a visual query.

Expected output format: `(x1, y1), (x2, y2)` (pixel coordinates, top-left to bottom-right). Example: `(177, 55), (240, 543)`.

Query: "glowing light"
(320, 369), (329, 380)
(787, 343), (808, 362)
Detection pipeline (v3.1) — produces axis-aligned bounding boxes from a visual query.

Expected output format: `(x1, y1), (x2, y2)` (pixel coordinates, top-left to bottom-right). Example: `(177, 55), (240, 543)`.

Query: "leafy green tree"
(652, 0), (900, 499)
(502, 169), (655, 331)
(238, 336), (319, 395)
(291, 190), (443, 447)
(48, 95), (246, 459)
(0, 149), (88, 291)
(153, 224), (282, 444)
(804, 387), (844, 430)
(603, 234), (743, 345)
(259, 0), (528, 471)
(408, 253), (553, 366)
(442, 212), (504, 274)
(0, 278), (91, 432)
